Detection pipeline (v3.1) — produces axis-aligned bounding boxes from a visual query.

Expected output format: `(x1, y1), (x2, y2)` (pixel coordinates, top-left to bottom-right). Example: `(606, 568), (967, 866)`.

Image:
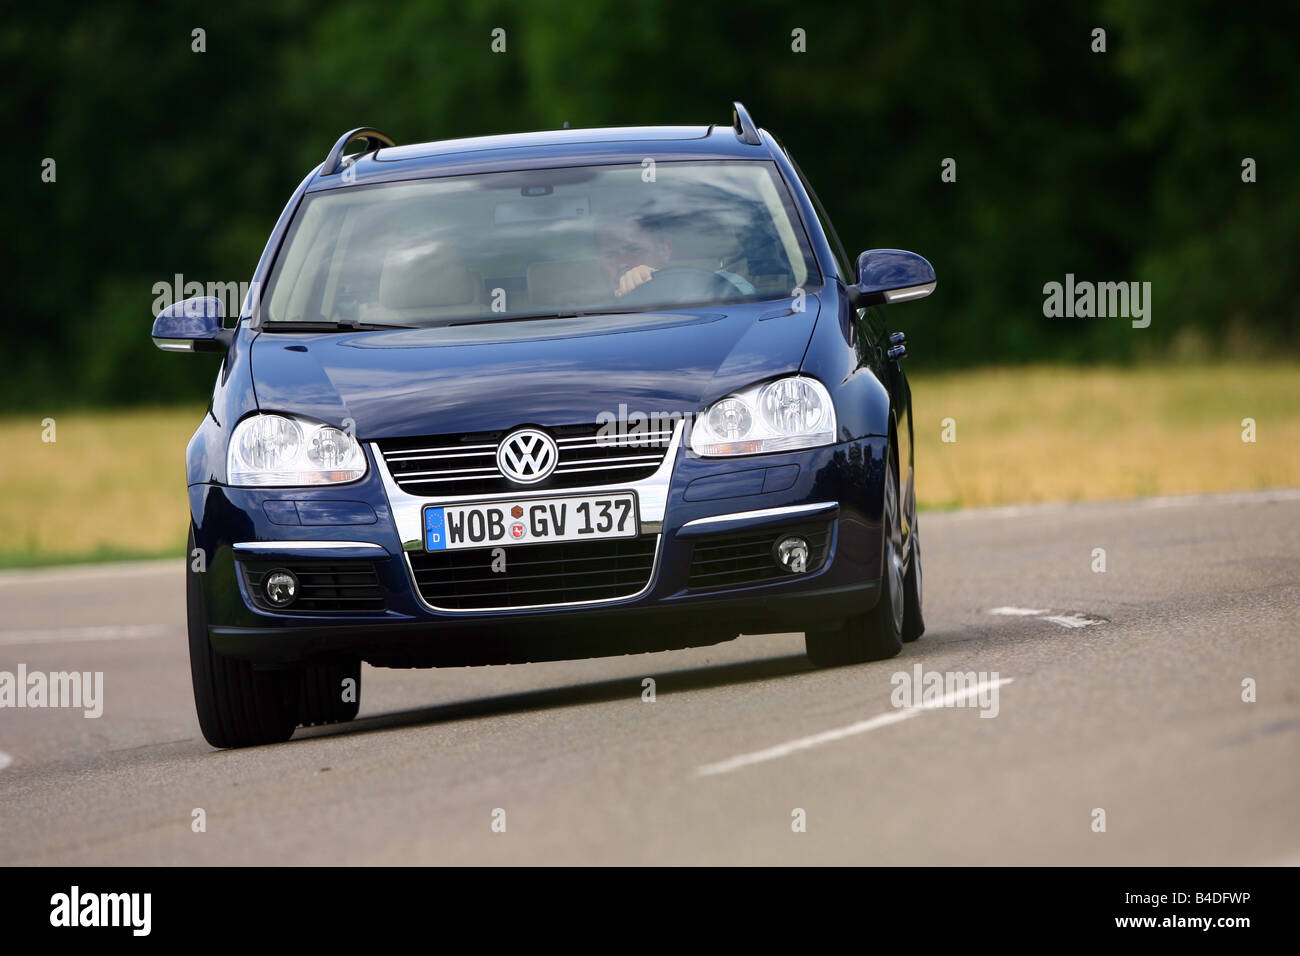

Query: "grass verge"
(1, 406), (202, 567)
(909, 363), (1299, 509)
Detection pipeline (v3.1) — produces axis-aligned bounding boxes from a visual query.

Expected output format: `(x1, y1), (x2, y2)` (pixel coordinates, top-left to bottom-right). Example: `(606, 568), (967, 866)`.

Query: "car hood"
(249, 298), (821, 439)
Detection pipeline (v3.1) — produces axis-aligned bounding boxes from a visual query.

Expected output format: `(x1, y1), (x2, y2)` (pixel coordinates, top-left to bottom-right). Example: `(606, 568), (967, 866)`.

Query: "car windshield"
(261, 161), (821, 327)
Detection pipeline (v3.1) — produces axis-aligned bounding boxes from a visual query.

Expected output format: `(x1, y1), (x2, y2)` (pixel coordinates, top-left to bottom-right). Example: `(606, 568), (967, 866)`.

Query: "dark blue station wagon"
(153, 103), (936, 748)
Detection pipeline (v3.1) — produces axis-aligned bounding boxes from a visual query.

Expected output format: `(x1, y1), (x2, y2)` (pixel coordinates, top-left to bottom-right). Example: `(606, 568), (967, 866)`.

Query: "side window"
(787, 154), (854, 283)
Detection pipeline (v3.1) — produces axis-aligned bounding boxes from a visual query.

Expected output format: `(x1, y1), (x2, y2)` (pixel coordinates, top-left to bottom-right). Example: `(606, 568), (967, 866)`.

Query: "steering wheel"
(616, 266), (744, 306)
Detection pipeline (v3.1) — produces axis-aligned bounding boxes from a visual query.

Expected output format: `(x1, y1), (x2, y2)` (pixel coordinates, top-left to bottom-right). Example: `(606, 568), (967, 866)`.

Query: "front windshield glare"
(263, 161), (821, 326)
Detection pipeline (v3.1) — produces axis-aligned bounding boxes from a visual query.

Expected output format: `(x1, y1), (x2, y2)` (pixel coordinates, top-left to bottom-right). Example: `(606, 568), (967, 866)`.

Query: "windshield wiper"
(262, 311), (649, 332)
(260, 320), (415, 332)
(448, 309), (646, 327)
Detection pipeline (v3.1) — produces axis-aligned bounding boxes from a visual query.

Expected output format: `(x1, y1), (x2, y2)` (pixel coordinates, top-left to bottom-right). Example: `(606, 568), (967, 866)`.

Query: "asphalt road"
(2, 490), (1298, 865)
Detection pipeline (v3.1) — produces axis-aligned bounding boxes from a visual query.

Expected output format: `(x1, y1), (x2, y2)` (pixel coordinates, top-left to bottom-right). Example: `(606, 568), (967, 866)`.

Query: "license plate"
(423, 493), (639, 551)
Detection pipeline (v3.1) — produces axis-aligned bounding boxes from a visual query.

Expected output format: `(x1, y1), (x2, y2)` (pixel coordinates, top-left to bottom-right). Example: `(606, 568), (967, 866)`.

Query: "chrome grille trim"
(556, 433), (674, 447)
(393, 455), (665, 483)
(558, 454), (663, 466)
(376, 422), (674, 496)
(384, 448), (498, 462)
(372, 419), (684, 556)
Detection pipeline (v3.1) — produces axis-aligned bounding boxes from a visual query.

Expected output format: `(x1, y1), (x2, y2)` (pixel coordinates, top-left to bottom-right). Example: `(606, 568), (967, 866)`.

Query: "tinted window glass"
(264, 162), (823, 327)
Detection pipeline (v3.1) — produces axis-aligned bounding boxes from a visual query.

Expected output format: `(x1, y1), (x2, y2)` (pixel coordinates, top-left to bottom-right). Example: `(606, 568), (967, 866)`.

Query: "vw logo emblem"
(497, 428), (558, 484)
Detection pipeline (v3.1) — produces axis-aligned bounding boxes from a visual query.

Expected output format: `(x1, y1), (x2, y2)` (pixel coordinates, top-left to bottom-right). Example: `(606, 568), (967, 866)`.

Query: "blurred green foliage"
(2, 0), (1295, 409)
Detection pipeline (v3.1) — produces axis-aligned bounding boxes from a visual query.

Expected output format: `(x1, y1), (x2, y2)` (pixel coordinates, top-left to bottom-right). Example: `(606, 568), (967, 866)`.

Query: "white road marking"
(0, 625), (167, 647)
(695, 677), (1015, 777)
(0, 751), (12, 771)
(1043, 613), (1103, 629)
(989, 608), (1105, 629)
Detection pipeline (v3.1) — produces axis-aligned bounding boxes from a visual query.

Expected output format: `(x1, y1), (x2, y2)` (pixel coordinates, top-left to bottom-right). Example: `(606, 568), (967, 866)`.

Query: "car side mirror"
(847, 249), (936, 308)
(151, 296), (232, 353)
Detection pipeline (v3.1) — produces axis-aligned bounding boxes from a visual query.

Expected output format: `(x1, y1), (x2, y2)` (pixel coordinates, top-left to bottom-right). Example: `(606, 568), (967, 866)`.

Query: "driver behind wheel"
(598, 217), (672, 298)
(597, 215), (757, 301)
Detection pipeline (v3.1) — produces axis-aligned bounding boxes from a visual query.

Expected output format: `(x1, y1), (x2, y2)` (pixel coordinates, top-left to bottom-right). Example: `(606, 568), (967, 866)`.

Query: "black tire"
(298, 656), (362, 727)
(902, 511), (925, 643)
(805, 442), (905, 667)
(187, 527), (299, 748)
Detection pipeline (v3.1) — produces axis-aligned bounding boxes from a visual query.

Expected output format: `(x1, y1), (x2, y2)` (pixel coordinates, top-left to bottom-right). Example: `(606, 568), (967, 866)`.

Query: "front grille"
(687, 523), (831, 590)
(377, 422), (673, 496)
(408, 536), (658, 610)
(240, 560), (385, 612)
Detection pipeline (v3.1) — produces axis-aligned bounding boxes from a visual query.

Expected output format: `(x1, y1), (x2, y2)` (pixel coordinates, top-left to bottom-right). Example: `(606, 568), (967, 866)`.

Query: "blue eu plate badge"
(425, 507), (446, 551)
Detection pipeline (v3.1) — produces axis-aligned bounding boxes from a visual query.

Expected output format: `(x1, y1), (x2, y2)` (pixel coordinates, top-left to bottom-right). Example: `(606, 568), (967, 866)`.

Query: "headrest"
(379, 241), (478, 309)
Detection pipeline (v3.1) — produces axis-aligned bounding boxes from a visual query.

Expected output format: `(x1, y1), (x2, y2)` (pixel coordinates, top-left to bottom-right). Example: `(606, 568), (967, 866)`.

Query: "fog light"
(774, 536), (810, 574)
(264, 569), (298, 607)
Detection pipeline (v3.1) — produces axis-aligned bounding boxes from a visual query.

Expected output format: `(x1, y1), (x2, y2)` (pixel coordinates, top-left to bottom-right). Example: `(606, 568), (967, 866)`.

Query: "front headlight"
(689, 376), (836, 456)
(228, 414), (367, 486)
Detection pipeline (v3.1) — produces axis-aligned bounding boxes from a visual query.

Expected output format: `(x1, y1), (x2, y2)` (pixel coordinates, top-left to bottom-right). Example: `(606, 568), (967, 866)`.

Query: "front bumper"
(190, 433), (890, 666)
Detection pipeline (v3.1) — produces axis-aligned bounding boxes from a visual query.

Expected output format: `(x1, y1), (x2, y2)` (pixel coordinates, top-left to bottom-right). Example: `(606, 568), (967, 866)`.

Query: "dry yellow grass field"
(910, 364), (1299, 509)
(0, 363), (1295, 566)
(0, 406), (204, 566)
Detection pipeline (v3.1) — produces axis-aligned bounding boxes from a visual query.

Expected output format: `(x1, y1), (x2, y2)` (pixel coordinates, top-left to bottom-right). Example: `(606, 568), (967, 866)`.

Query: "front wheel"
(902, 514), (925, 643)
(299, 656), (362, 727)
(187, 527), (299, 748)
(804, 443), (905, 667)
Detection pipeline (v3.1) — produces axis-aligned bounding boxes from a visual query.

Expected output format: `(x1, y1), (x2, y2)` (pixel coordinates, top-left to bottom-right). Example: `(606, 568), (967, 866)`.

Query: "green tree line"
(2, 0), (1296, 410)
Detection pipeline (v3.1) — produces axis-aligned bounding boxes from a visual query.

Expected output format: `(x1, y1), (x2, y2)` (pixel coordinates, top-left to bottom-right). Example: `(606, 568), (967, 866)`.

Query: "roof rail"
(731, 102), (760, 145)
(321, 127), (397, 176)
